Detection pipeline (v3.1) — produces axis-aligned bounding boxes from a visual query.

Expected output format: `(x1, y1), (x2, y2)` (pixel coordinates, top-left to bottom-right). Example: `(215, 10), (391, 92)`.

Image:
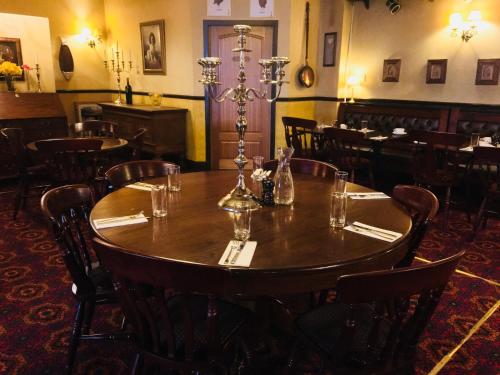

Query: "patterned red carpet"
(0, 188), (498, 374)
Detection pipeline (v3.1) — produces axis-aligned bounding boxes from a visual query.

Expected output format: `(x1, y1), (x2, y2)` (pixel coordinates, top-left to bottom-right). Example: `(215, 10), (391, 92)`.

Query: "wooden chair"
(1, 128), (48, 219)
(72, 120), (116, 137)
(469, 147), (500, 239)
(104, 160), (179, 191)
(93, 237), (251, 375)
(322, 127), (375, 187)
(35, 138), (103, 188)
(408, 130), (468, 229)
(263, 158), (338, 180)
(288, 251), (464, 374)
(392, 185), (439, 267)
(128, 127), (147, 161)
(282, 117), (318, 158)
(41, 185), (130, 374)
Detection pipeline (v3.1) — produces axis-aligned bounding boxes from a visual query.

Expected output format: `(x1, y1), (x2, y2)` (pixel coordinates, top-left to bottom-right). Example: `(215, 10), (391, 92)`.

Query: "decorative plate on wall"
(59, 42), (74, 80)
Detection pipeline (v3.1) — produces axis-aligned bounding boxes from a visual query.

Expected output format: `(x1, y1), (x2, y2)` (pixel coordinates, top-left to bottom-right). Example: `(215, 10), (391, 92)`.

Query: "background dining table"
(26, 136), (128, 152)
(90, 170), (412, 296)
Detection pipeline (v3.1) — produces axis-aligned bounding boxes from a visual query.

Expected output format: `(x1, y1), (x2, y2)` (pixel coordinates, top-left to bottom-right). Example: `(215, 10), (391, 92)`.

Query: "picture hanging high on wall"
(475, 59), (500, 85)
(323, 32), (337, 67)
(382, 59), (401, 82)
(250, 0), (274, 17)
(0, 37), (24, 81)
(207, 0), (231, 16)
(426, 59), (447, 84)
(140, 20), (166, 75)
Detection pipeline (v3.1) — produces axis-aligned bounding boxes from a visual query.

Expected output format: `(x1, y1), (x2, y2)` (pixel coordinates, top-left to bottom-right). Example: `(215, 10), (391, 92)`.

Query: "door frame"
(203, 20), (279, 169)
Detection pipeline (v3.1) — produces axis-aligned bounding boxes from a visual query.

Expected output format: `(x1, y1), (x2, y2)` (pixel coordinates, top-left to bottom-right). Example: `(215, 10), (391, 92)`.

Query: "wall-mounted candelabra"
(103, 43), (135, 105)
(198, 24), (289, 212)
(35, 64), (42, 93)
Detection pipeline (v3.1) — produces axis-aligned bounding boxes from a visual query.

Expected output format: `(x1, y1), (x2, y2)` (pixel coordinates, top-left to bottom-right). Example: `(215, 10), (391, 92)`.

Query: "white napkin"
(94, 213), (148, 229)
(125, 182), (154, 191)
(370, 136), (388, 141)
(359, 128), (375, 133)
(344, 221), (402, 242)
(218, 240), (257, 267)
(347, 192), (390, 200)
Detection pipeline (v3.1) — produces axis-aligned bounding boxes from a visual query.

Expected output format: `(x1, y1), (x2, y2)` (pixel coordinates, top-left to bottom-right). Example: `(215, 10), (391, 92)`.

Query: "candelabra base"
(114, 97), (123, 105)
(218, 186), (261, 212)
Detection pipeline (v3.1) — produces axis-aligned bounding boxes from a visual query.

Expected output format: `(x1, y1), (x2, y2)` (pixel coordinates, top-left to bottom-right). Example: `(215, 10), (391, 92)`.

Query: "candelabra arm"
(207, 85), (236, 103)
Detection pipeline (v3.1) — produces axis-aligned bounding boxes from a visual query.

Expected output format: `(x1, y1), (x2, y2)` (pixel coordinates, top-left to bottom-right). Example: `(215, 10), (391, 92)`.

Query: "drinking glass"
(151, 184), (168, 217)
(233, 205), (251, 241)
(330, 171), (348, 228)
(253, 155), (264, 171)
(252, 155), (264, 197)
(168, 165), (181, 191)
(470, 133), (480, 147)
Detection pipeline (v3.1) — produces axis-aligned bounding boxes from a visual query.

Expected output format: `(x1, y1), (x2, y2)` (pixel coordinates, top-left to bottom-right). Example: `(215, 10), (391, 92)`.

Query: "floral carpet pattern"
(0, 188), (498, 374)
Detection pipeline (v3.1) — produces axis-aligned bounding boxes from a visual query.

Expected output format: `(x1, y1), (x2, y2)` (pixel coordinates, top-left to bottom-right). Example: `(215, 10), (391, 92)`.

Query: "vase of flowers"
(0, 61), (22, 92)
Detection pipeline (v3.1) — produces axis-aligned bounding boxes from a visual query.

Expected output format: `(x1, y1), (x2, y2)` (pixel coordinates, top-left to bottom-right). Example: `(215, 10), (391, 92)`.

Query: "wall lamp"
(346, 75), (362, 103)
(80, 27), (102, 48)
(449, 10), (482, 42)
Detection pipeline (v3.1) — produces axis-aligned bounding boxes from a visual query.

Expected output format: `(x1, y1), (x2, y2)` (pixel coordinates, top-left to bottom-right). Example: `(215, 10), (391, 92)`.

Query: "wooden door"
(208, 25), (274, 169)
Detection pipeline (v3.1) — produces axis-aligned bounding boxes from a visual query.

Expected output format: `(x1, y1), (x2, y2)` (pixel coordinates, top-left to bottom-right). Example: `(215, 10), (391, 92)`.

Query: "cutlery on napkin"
(344, 221), (402, 242)
(219, 240), (257, 267)
(370, 135), (388, 141)
(94, 212), (149, 229)
(125, 182), (156, 191)
(347, 192), (390, 200)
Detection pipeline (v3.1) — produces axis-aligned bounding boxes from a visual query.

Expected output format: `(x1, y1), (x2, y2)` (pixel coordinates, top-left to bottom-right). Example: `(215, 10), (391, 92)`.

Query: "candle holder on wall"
(198, 24), (289, 212)
(103, 43), (136, 105)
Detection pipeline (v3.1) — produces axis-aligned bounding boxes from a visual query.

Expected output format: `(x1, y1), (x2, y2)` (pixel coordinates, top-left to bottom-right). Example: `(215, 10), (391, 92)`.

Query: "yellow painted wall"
(348, 0), (500, 104)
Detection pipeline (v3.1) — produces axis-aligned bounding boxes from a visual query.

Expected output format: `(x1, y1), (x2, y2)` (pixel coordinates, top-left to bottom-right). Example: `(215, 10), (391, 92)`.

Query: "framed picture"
(0, 37), (24, 81)
(140, 20), (166, 75)
(250, 0), (274, 17)
(323, 32), (337, 67)
(426, 59), (447, 84)
(207, 0), (231, 16)
(382, 59), (401, 82)
(475, 59), (500, 85)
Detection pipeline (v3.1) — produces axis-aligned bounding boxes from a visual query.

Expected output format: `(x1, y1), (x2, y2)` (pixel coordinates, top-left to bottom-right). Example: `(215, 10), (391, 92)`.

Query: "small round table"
(26, 136), (128, 152)
(91, 171), (412, 295)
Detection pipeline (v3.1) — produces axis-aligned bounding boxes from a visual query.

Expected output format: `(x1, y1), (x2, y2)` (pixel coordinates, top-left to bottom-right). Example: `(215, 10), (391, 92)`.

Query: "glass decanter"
(273, 147), (294, 205)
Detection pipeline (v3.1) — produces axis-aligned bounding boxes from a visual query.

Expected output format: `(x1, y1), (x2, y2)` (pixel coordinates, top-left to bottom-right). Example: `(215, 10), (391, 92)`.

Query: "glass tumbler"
(151, 184), (168, 217)
(470, 133), (480, 147)
(330, 171), (348, 228)
(252, 155), (264, 197)
(233, 204), (251, 241)
(168, 165), (181, 191)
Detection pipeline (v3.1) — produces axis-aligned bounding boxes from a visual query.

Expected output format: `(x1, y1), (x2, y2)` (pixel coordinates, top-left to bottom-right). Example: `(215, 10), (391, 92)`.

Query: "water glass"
(168, 165), (181, 191)
(233, 206), (251, 241)
(334, 171), (348, 194)
(252, 155), (264, 171)
(470, 133), (480, 147)
(330, 192), (347, 228)
(151, 184), (168, 217)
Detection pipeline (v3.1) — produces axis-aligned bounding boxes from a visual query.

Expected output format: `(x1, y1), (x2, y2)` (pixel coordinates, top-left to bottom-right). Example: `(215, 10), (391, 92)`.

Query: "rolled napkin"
(218, 240), (257, 267)
(125, 181), (156, 191)
(344, 221), (402, 242)
(370, 135), (388, 141)
(94, 213), (148, 229)
(347, 192), (390, 200)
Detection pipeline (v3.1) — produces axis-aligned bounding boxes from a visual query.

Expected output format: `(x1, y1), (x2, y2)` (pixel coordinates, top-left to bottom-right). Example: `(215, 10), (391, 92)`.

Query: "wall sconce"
(449, 10), (482, 42)
(346, 75), (361, 103)
(80, 27), (102, 48)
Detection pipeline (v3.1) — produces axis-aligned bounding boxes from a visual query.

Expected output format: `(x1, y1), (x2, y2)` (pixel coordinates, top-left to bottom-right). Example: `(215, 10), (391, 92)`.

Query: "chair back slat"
(72, 120), (116, 137)
(473, 147), (500, 193)
(282, 117), (318, 158)
(1, 127), (30, 173)
(41, 185), (97, 297)
(105, 160), (179, 190)
(263, 158), (338, 179)
(323, 128), (368, 176)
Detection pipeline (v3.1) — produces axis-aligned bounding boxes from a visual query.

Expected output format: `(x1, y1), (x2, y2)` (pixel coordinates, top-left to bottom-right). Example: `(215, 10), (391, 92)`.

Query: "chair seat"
(164, 295), (250, 359)
(295, 302), (389, 365)
(71, 265), (114, 299)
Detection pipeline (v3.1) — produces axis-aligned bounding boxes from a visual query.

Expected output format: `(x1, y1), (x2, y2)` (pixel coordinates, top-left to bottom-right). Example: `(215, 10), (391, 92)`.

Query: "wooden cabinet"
(0, 93), (67, 179)
(100, 103), (187, 160)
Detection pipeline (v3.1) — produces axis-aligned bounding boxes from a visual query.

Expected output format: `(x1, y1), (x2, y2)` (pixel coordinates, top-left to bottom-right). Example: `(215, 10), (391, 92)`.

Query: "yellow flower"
(0, 61), (23, 76)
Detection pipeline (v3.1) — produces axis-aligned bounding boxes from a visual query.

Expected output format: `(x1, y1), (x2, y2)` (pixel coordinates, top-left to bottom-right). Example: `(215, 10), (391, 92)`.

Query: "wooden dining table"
(90, 171), (412, 296)
(26, 136), (128, 152)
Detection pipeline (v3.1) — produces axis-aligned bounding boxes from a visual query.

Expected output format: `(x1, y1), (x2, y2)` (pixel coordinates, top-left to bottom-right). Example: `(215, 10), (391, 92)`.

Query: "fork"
(230, 241), (246, 265)
(95, 211), (146, 223)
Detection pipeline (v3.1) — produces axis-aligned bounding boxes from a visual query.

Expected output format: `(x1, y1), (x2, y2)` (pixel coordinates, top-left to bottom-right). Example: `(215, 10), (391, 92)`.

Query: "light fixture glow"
(80, 27), (102, 48)
(449, 10), (482, 42)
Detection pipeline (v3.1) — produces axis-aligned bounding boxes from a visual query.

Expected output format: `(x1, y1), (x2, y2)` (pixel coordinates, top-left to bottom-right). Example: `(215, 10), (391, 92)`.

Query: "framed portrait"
(426, 59), (447, 84)
(323, 32), (337, 67)
(382, 59), (401, 82)
(0, 37), (24, 81)
(207, 0), (231, 16)
(475, 59), (500, 85)
(250, 0), (274, 17)
(140, 20), (166, 75)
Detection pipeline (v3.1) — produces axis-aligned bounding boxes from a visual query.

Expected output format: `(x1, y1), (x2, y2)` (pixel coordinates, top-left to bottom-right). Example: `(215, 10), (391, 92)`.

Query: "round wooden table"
(26, 136), (128, 152)
(91, 171), (412, 295)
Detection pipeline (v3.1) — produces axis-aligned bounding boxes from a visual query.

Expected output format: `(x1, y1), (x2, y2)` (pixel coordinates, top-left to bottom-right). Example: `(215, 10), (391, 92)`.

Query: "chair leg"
(132, 353), (143, 375)
(443, 187), (451, 230)
(67, 301), (85, 374)
(472, 196), (488, 239)
(81, 300), (95, 335)
(368, 166), (376, 189)
(13, 178), (25, 219)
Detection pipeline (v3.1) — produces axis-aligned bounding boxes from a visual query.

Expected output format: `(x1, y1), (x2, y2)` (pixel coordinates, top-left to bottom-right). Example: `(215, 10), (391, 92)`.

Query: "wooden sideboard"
(100, 103), (187, 161)
(0, 92), (67, 179)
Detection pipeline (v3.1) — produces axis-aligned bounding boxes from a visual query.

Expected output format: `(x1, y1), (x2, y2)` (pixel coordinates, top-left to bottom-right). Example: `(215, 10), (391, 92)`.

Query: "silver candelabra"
(104, 44), (135, 105)
(198, 24), (289, 212)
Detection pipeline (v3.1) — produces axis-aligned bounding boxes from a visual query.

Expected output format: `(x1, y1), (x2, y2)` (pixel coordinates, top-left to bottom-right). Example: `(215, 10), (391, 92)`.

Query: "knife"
(350, 223), (399, 240)
(230, 241), (246, 265)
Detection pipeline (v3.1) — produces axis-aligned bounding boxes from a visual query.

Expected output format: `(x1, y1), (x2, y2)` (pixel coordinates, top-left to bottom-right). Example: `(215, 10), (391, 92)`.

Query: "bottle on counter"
(125, 78), (133, 105)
